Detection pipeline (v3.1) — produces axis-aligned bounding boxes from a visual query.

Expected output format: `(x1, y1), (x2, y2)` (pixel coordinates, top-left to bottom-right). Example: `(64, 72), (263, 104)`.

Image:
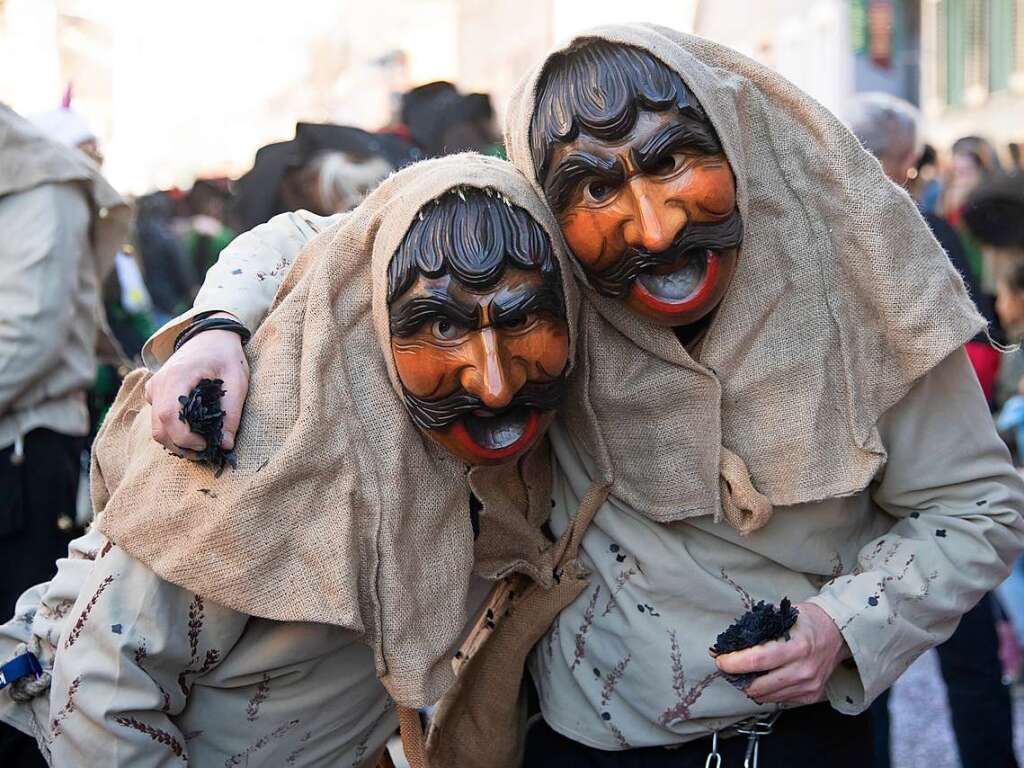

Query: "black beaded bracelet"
(173, 316), (252, 353)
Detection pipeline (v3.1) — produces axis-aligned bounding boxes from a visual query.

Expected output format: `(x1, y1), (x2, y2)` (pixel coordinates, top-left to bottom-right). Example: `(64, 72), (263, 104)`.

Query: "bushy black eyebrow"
(491, 284), (566, 325)
(389, 292), (480, 337)
(544, 151), (626, 214)
(631, 120), (723, 173)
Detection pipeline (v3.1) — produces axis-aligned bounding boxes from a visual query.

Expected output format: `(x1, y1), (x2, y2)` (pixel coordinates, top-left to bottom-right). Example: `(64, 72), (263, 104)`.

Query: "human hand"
(712, 602), (850, 705)
(145, 312), (249, 456)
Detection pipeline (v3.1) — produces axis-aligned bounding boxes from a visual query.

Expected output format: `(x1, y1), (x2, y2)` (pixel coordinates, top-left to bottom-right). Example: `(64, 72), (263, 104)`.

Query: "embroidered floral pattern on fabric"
(65, 575), (115, 648)
(351, 699), (396, 766)
(286, 730), (313, 766)
(598, 653), (632, 708)
(570, 586), (601, 672)
(602, 565), (639, 617)
(50, 676), (81, 738)
(177, 595), (221, 696)
(114, 716), (187, 762)
(224, 719), (301, 767)
(246, 674), (271, 721)
(658, 630), (720, 726)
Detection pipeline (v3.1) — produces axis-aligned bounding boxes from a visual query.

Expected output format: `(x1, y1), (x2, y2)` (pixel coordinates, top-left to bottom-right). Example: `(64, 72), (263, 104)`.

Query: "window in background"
(937, 0), (1021, 107)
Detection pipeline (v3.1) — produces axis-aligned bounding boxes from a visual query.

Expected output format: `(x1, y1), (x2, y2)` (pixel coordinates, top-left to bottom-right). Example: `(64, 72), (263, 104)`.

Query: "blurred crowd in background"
(84, 79), (502, 361)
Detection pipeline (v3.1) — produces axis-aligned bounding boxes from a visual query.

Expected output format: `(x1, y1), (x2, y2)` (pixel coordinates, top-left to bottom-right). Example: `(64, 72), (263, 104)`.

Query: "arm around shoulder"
(142, 210), (343, 370)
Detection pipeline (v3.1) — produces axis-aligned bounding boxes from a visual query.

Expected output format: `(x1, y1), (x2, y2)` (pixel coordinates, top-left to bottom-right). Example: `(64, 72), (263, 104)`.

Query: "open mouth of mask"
(461, 406), (538, 451)
(635, 248), (711, 303)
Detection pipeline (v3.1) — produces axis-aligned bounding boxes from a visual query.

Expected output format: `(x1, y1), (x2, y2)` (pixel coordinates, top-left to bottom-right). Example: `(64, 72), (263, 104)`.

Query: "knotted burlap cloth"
(504, 24), (985, 529)
(92, 154), (579, 709)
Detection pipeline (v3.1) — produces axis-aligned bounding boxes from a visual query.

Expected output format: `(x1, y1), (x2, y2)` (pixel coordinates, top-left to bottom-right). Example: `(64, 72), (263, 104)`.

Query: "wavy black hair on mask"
(529, 39), (723, 183)
(387, 186), (560, 303)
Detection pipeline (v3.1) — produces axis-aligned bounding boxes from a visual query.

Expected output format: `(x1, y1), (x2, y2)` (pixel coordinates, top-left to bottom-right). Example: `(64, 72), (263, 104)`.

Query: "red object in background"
(868, 0), (893, 69)
(966, 340), (1001, 404)
(997, 619), (1022, 684)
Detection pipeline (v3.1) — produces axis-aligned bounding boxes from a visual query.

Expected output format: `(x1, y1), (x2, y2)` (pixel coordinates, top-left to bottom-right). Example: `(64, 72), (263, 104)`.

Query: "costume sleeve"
(0, 528), (107, 737)
(0, 183), (91, 412)
(141, 210), (342, 370)
(48, 542), (249, 767)
(808, 347), (1024, 713)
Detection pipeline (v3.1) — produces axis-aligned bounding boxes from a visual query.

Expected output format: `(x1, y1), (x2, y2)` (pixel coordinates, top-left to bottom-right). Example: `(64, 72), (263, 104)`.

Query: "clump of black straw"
(177, 378), (236, 477)
(710, 598), (799, 689)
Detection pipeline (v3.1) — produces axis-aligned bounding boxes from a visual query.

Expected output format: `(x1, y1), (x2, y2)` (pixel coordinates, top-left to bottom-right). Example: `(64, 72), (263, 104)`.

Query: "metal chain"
(704, 730), (722, 768)
(734, 711), (783, 768)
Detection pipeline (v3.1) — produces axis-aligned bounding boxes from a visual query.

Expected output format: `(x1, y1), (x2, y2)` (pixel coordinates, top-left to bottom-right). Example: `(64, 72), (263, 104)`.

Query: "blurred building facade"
(1, 0), (1021, 191)
(920, 0), (1024, 153)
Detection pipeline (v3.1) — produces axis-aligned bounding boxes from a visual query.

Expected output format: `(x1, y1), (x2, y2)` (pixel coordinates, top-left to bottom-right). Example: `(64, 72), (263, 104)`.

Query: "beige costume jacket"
(0, 529), (397, 767)
(0, 105), (130, 450)
(146, 211), (1024, 752)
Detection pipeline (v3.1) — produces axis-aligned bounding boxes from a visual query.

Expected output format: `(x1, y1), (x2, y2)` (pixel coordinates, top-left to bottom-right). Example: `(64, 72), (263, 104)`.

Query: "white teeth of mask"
(465, 411), (527, 449)
(637, 253), (707, 300)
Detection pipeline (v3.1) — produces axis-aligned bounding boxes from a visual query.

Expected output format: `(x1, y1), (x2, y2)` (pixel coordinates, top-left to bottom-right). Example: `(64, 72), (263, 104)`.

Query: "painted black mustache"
(402, 377), (566, 432)
(587, 212), (744, 299)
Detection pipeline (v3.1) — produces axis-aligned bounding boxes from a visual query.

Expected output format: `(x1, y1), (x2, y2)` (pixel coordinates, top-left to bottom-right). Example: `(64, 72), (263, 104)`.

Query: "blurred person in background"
(964, 173), (1024, 675)
(909, 143), (943, 215)
(848, 93), (1004, 406)
(0, 103), (130, 767)
(135, 191), (199, 326)
(399, 81), (501, 157)
(947, 135), (1004, 224)
(963, 170), (1024, 285)
(946, 135), (1005, 306)
(182, 179), (236, 279)
(965, 171), (1024, 411)
(847, 92), (1019, 768)
(102, 242), (155, 364)
(993, 262), (1024, 462)
(28, 91), (103, 168)
(232, 122), (413, 233)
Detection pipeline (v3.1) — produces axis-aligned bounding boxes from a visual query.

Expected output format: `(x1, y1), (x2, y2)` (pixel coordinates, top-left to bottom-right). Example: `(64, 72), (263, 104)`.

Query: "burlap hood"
(93, 153), (578, 707)
(0, 104), (129, 279)
(505, 24), (985, 522)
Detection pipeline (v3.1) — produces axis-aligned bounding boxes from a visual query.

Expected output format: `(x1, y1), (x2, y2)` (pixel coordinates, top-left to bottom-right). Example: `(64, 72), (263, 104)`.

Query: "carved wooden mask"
(532, 40), (743, 328)
(388, 187), (570, 465)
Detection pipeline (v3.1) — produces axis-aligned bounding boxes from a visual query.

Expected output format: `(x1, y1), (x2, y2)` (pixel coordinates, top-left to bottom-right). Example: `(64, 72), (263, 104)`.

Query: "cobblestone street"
(891, 649), (1024, 767)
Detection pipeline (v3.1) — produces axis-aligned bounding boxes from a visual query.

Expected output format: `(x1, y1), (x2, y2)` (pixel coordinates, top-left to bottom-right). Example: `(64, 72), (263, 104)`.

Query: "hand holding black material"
(177, 378), (237, 476)
(710, 598), (799, 689)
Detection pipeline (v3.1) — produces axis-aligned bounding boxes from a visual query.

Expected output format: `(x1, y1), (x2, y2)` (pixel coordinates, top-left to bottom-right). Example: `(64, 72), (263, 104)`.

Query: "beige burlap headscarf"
(92, 153), (578, 708)
(505, 24), (984, 530)
(0, 104), (129, 286)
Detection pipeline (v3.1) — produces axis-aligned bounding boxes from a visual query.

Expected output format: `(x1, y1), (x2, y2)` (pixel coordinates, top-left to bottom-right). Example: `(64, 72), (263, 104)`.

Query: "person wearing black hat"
(232, 122), (417, 234)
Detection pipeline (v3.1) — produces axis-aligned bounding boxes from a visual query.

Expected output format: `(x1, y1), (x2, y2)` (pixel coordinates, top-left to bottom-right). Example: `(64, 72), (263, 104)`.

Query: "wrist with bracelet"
(173, 312), (252, 353)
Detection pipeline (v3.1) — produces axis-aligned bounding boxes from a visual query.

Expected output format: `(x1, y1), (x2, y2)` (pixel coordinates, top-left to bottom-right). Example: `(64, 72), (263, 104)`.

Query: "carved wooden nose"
(626, 181), (678, 253)
(463, 329), (515, 409)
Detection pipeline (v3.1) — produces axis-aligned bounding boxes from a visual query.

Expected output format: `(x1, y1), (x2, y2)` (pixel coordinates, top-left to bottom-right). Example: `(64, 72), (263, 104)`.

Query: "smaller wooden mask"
(388, 188), (569, 465)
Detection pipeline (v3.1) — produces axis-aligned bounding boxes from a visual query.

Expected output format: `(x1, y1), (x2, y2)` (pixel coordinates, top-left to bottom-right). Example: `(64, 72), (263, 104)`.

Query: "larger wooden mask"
(531, 40), (743, 329)
(388, 187), (570, 465)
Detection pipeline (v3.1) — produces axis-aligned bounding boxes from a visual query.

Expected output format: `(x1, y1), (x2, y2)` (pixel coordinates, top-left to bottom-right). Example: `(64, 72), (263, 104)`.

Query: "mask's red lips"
(449, 409), (541, 462)
(632, 249), (721, 314)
